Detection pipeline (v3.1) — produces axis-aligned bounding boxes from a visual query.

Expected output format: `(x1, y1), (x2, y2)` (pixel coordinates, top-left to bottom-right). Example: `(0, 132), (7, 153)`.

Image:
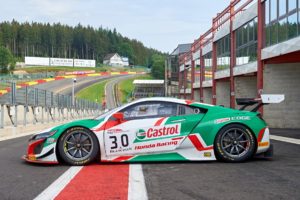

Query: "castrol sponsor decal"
(214, 116), (251, 124)
(214, 118), (230, 124)
(136, 124), (181, 140)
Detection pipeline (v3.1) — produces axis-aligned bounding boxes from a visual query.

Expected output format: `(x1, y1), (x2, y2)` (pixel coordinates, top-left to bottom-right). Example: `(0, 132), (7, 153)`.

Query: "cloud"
(29, 0), (76, 18)
(0, 0), (229, 52)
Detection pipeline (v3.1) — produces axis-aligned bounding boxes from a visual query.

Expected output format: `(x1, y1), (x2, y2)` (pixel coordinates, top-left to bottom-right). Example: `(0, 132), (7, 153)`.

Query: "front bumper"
(22, 155), (59, 164)
(23, 137), (59, 164)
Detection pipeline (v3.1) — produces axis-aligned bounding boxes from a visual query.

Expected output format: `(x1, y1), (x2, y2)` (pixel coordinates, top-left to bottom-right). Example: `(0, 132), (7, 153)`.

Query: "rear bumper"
(255, 143), (273, 159)
(256, 127), (271, 154)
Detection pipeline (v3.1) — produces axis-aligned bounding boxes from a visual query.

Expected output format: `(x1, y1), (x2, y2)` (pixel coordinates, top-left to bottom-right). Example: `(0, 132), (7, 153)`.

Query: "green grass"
(76, 80), (109, 103)
(0, 83), (7, 90)
(118, 74), (153, 103)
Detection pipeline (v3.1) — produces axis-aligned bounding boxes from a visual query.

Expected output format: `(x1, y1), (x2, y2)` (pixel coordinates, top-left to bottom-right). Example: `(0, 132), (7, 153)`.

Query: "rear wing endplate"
(236, 94), (285, 112)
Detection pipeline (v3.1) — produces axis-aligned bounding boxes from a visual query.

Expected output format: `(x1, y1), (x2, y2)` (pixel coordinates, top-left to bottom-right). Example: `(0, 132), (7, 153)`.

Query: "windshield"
(94, 107), (119, 120)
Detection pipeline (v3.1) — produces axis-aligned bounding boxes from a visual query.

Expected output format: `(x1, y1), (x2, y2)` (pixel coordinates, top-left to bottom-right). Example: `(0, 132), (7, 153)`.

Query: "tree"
(151, 54), (165, 79)
(0, 20), (164, 65)
(118, 42), (134, 62)
(0, 46), (15, 73)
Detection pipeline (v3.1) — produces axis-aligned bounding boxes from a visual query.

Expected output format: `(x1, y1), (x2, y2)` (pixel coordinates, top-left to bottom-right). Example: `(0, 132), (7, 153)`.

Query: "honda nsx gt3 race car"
(23, 96), (284, 165)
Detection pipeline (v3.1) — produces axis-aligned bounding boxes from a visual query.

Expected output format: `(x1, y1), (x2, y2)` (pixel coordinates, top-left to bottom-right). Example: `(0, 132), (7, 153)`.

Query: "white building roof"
(133, 80), (164, 84)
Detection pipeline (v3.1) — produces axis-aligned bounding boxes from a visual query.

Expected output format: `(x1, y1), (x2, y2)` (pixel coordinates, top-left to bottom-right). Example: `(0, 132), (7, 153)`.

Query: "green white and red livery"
(23, 95), (284, 165)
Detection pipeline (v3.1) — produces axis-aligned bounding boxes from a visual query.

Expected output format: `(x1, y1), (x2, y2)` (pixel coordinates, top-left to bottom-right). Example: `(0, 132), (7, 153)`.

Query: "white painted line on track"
(271, 135), (300, 145)
(34, 166), (83, 200)
(128, 164), (148, 200)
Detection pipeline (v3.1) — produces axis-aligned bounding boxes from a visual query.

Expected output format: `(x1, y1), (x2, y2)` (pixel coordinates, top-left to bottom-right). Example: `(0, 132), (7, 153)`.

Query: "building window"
(180, 71), (185, 89)
(265, 0), (299, 47)
(270, 0), (278, 21)
(235, 18), (258, 66)
(289, 0), (297, 11)
(187, 67), (192, 89)
(203, 52), (212, 80)
(216, 35), (230, 71)
(288, 12), (298, 39)
(195, 59), (201, 83)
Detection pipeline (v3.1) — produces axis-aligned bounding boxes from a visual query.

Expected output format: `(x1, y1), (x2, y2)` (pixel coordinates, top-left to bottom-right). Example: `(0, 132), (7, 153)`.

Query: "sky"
(0, 0), (229, 53)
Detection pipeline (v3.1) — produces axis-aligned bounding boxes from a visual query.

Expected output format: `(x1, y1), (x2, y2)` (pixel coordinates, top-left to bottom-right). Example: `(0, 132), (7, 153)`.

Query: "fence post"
(33, 88), (38, 125)
(24, 86), (28, 126)
(11, 82), (18, 127)
(46, 91), (49, 123)
(51, 92), (55, 122)
(0, 105), (4, 129)
(58, 94), (61, 121)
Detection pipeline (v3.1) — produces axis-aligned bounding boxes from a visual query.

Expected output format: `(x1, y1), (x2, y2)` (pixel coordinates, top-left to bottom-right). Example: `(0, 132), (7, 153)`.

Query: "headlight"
(29, 130), (57, 141)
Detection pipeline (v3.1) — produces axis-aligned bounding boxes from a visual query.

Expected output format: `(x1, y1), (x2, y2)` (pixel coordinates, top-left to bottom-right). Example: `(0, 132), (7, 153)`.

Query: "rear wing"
(236, 94), (285, 112)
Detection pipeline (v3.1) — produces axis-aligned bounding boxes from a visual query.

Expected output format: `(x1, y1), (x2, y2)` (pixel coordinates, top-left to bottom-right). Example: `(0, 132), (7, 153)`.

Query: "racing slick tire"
(58, 127), (99, 165)
(214, 124), (256, 162)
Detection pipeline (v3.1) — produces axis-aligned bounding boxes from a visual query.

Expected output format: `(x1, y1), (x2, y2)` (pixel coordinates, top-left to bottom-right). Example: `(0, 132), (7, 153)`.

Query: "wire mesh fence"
(0, 72), (56, 82)
(0, 82), (101, 128)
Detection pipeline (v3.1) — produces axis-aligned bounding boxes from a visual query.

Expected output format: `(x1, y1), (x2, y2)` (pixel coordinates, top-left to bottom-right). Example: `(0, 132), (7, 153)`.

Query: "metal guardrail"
(0, 82), (101, 128)
(0, 72), (56, 82)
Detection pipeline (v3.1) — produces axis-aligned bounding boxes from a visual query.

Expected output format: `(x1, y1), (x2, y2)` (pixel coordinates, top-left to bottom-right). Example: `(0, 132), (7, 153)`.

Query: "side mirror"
(112, 112), (124, 121)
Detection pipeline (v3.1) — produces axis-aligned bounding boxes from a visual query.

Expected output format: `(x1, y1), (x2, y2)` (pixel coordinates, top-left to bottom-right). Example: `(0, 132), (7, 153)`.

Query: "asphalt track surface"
(105, 75), (135, 109)
(0, 75), (120, 199)
(34, 75), (123, 96)
(0, 77), (299, 199)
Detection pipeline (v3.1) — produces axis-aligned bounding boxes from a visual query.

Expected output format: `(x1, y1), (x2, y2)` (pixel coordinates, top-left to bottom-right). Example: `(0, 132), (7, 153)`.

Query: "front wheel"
(58, 127), (99, 165)
(214, 124), (256, 162)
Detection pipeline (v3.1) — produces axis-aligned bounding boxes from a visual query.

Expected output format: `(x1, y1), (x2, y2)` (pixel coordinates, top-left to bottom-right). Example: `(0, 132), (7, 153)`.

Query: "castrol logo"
(136, 124), (181, 140)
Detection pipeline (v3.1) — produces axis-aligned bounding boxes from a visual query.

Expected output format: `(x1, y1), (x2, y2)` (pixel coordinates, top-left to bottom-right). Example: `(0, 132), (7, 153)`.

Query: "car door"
(103, 101), (205, 157)
(160, 104), (206, 147)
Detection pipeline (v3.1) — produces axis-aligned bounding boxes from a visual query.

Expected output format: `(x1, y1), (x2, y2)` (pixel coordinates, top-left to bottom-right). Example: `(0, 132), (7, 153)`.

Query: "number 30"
(109, 134), (129, 149)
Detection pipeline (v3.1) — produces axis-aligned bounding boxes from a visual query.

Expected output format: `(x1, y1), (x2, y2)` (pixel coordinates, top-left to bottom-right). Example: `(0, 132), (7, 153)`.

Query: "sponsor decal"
(204, 152), (212, 157)
(135, 141), (179, 150)
(28, 155), (36, 161)
(110, 147), (133, 153)
(107, 129), (125, 134)
(215, 116), (251, 124)
(215, 118), (230, 124)
(258, 141), (269, 147)
(231, 116), (250, 121)
(136, 129), (147, 140)
(136, 124), (181, 140)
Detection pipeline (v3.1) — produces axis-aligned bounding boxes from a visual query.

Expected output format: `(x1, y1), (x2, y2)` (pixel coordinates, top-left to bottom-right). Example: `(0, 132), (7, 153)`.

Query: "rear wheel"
(214, 124), (256, 162)
(58, 127), (99, 165)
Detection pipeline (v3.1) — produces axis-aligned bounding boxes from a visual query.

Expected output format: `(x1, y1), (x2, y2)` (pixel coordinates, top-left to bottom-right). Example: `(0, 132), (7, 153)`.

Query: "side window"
(178, 105), (202, 116)
(121, 102), (177, 120)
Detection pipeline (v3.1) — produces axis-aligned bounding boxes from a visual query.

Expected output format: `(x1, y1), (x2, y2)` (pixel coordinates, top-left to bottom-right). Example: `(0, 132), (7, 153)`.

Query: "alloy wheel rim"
(64, 131), (93, 161)
(220, 128), (250, 158)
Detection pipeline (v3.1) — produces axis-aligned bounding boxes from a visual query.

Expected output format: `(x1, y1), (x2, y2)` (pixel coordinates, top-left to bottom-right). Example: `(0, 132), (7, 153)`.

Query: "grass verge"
(76, 80), (109, 103)
(118, 74), (153, 103)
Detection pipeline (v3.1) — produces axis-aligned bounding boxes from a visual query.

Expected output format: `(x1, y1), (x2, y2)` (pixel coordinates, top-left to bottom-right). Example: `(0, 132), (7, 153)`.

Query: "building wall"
(193, 89), (200, 102)
(216, 81), (230, 107)
(203, 88), (212, 104)
(185, 94), (192, 100)
(234, 76), (257, 109)
(263, 63), (300, 128)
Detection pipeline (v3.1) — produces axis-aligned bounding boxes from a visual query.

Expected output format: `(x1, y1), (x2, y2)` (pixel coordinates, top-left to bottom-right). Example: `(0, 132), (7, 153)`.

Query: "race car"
(23, 95), (284, 165)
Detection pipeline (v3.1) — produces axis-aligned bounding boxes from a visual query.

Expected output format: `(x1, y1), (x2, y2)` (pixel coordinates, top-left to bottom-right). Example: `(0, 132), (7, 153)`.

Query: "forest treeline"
(0, 20), (163, 66)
